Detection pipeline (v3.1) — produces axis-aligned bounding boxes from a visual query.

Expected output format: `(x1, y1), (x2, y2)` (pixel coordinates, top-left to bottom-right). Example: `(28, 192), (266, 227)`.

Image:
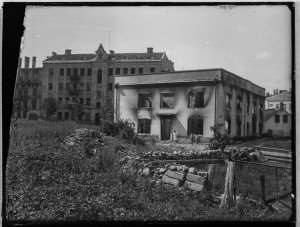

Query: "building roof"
(266, 92), (291, 102)
(43, 52), (165, 63)
(265, 108), (291, 121)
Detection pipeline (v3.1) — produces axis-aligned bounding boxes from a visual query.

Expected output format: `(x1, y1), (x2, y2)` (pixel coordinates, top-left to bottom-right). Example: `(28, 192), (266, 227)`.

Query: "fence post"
(220, 161), (235, 208)
(260, 174), (266, 205)
(207, 164), (216, 192)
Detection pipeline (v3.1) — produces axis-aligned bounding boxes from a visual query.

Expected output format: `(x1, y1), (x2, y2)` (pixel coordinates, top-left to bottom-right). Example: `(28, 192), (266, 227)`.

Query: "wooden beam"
(150, 159), (225, 166)
(265, 191), (292, 204)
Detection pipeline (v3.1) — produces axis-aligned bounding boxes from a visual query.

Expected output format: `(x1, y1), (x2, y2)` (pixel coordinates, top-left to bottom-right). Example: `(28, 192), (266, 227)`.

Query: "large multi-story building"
(42, 43), (174, 123)
(114, 69), (265, 140)
(13, 56), (44, 119)
(265, 89), (292, 114)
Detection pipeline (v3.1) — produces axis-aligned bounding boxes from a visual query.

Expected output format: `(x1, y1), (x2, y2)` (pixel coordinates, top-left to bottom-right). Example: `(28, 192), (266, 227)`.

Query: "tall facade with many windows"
(115, 69), (265, 140)
(42, 44), (174, 123)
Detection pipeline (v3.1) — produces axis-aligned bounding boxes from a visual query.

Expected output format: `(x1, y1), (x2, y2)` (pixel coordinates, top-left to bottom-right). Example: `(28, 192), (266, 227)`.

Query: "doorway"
(160, 116), (172, 140)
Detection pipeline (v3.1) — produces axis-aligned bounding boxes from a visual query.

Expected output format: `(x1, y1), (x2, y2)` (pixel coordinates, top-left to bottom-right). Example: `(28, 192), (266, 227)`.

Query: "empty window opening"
(138, 119), (151, 134)
(139, 94), (152, 108)
(160, 93), (175, 109)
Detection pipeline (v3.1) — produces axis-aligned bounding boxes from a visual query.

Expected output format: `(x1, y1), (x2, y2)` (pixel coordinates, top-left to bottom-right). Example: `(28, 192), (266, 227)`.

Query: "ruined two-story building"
(114, 69), (265, 140)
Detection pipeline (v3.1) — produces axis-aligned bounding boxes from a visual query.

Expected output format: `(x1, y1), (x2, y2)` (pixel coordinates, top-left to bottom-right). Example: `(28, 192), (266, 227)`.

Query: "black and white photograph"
(3, 3), (295, 224)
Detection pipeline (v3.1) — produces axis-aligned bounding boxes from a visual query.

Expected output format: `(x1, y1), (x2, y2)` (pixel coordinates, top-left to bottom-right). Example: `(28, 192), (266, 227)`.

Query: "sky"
(20, 5), (292, 93)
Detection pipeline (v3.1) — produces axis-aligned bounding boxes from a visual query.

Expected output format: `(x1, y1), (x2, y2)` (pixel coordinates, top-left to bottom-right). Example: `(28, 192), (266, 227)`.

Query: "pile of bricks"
(143, 163), (208, 192)
(142, 149), (223, 160)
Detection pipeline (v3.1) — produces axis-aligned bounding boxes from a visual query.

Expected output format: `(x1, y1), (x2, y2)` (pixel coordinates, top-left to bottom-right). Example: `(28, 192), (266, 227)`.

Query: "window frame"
(160, 93), (175, 109)
(275, 114), (280, 123)
(108, 83), (113, 91)
(48, 83), (53, 91)
(188, 91), (205, 108)
(139, 68), (143, 74)
(283, 115), (288, 123)
(97, 69), (102, 84)
(116, 68), (120, 75)
(138, 94), (152, 108)
(187, 118), (204, 135)
(59, 68), (64, 76)
(138, 119), (151, 134)
(226, 93), (231, 110)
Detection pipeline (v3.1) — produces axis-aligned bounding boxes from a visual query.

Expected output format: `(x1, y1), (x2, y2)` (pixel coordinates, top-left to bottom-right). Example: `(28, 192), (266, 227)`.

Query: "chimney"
(18, 58), (22, 68)
(273, 89), (276, 96)
(52, 52), (57, 56)
(109, 50), (114, 55)
(65, 49), (71, 55)
(24, 56), (30, 68)
(276, 89), (279, 95)
(147, 47), (153, 54)
(32, 56), (36, 68)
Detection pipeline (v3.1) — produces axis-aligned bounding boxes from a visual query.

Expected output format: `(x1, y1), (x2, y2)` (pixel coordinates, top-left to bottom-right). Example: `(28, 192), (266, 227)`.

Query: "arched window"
(97, 69), (102, 84)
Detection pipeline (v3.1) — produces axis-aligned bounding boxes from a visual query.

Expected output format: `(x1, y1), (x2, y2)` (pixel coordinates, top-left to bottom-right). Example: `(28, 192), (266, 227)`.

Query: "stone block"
(161, 175), (180, 187)
(165, 170), (186, 181)
(186, 173), (206, 185)
(184, 181), (204, 191)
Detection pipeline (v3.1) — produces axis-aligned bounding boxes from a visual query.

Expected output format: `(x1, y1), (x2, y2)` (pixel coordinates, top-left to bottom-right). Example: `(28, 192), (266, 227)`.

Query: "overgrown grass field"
(5, 120), (293, 222)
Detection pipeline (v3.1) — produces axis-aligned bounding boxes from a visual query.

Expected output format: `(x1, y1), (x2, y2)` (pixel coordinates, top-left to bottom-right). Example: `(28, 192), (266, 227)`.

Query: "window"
(283, 115), (288, 123)
(79, 98), (83, 105)
(59, 98), (63, 104)
(66, 83), (70, 91)
(138, 119), (151, 134)
(139, 68), (143, 74)
(97, 69), (102, 84)
(65, 97), (70, 104)
(225, 120), (231, 135)
(188, 118), (204, 135)
(123, 68), (128, 75)
(24, 88), (28, 96)
(252, 102), (257, 114)
(96, 102), (101, 108)
(32, 100), (36, 110)
(139, 94), (152, 108)
(131, 68), (135, 74)
(276, 104), (280, 110)
(23, 101), (27, 110)
(67, 68), (71, 76)
(59, 83), (63, 91)
(87, 68), (92, 76)
(72, 97), (77, 103)
(73, 83), (78, 90)
(247, 94), (250, 114)
(86, 98), (91, 106)
(160, 93), (175, 109)
(80, 68), (85, 76)
(80, 83), (84, 90)
(108, 83), (113, 91)
(59, 68), (64, 76)
(109, 68), (113, 76)
(237, 121), (242, 136)
(74, 68), (78, 75)
(226, 93), (231, 110)
(32, 87), (37, 96)
(49, 68), (54, 76)
(116, 68), (120, 75)
(48, 83), (53, 91)
(270, 104), (273, 108)
(150, 67), (155, 73)
(86, 83), (91, 91)
(97, 91), (102, 99)
(237, 95), (242, 111)
(188, 90), (205, 108)
(275, 114), (280, 123)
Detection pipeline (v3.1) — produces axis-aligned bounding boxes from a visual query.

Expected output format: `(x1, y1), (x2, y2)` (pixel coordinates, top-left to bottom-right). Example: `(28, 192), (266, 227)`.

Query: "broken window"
(97, 69), (102, 84)
(276, 104), (280, 110)
(237, 95), (242, 112)
(187, 118), (204, 135)
(108, 83), (113, 91)
(109, 68), (113, 76)
(131, 68), (135, 74)
(275, 114), (280, 123)
(188, 90), (205, 108)
(237, 121), (242, 136)
(116, 68), (120, 75)
(252, 102), (257, 114)
(138, 94), (152, 108)
(225, 120), (231, 135)
(138, 119), (151, 134)
(283, 115), (288, 123)
(32, 100), (36, 110)
(269, 104), (273, 108)
(60, 68), (64, 76)
(150, 67), (155, 73)
(160, 93), (175, 109)
(226, 93), (231, 110)
(123, 68), (128, 75)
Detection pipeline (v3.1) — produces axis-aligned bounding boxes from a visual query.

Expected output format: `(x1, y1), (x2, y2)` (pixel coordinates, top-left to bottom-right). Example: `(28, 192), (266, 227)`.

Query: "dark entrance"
(95, 113), (101, 125)
(160, 116), (172, 140)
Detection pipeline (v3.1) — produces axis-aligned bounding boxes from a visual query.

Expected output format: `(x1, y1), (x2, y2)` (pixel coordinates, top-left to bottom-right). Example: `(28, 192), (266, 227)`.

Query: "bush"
(208, 124), (227, 151)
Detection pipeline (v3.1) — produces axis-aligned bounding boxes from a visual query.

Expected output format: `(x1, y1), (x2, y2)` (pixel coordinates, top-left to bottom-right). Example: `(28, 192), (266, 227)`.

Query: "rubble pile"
(142, 163), (208, 192)
(224, 147), (267, 162)
(142, 149), (223, 160)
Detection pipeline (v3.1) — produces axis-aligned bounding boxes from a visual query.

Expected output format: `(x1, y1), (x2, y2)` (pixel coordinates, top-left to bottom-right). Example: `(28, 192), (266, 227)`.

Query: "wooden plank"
(150, 159), (225, 166)
(263, 155), (292, 163)
(231, 159), (292, 169)
(184, 181), (204, 191)
(261, 150), (292, 158)
(165, 170), (186, 181)
(161, 175), (181, 187)
(254, 146), (291, 153)
(186, 173), (207, 184)
(265, 191), (292, 204)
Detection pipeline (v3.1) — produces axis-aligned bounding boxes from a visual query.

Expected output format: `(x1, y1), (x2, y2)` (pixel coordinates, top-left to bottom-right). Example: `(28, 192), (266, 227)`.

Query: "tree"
(44, 96), (57, 120)
(208, 124), (227, 151)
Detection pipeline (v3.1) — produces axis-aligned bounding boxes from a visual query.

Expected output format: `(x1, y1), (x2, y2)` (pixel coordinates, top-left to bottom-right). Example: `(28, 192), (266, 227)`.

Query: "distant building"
(115, 69), (265, 140)
(265, 108), (291, 137)
(13, 57), (44, 119)
(42, 44), (174, 123)
(265, 90), (292, 114)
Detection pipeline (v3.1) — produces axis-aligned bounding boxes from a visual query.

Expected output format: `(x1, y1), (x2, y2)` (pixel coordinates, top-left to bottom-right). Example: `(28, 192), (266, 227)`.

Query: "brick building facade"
(13, 57), (44, 119)
(42, 43), (174, 123)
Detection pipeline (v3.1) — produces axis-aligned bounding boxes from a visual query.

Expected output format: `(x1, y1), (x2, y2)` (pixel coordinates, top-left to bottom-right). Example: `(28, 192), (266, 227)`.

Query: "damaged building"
(114, 69), (265, 140)
(42, 43), (174, 123)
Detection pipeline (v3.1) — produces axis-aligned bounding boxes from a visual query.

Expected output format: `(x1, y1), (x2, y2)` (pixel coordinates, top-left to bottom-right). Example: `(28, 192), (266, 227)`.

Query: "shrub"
(208, 124), (227, 151)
